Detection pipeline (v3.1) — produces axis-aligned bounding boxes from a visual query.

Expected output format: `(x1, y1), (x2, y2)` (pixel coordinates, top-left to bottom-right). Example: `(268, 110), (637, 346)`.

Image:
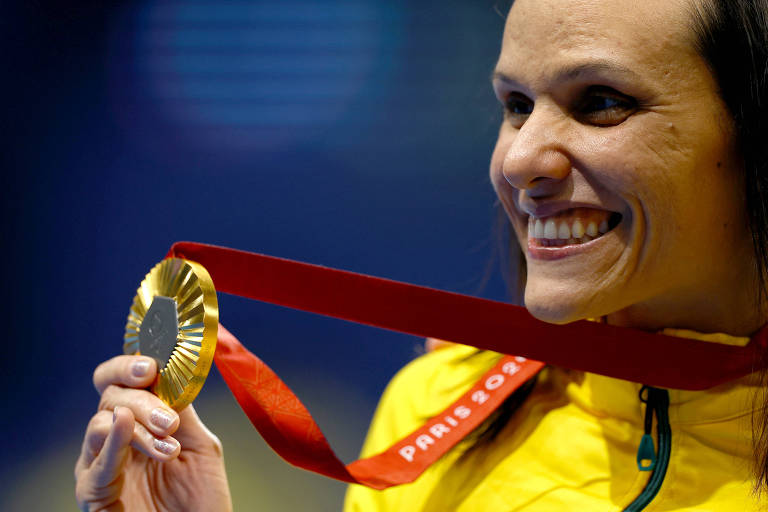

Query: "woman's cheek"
(489, 145), (508, 192)
(490, 144), (527, 239)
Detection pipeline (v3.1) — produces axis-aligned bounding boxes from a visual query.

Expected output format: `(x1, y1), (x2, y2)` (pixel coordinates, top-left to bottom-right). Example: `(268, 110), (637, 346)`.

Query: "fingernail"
(132, 359), (151, 377)
(154, 438), (178, 455)
(150, 408), (175, 430)
(113, 406), (119, 423)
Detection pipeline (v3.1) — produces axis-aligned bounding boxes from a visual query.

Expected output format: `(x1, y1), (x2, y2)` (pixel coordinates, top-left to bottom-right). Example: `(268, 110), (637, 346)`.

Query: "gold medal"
(124, 258), (218, 410)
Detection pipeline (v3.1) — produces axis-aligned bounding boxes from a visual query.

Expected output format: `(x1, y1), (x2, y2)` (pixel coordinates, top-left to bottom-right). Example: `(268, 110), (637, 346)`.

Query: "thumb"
(174, 404), (224, 455)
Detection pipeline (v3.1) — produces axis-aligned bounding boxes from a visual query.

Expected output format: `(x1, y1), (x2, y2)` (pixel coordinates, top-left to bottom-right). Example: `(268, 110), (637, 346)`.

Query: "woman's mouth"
(527, 207), (622, 256)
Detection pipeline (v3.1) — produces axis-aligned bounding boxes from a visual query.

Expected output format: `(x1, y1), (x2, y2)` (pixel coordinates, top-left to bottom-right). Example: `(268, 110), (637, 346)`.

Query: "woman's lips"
(526, 207), (622, 260)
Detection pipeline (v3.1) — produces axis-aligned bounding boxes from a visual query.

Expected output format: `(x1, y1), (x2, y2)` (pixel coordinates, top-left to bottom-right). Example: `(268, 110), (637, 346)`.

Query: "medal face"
(124, 258), (218, 410)
(138, 296), (179, 367)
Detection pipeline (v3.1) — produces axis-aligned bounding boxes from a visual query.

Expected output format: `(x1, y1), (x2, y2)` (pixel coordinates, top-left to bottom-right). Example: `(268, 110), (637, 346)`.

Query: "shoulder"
(344, 344), (503, 511)
(358, 344), (501, 458)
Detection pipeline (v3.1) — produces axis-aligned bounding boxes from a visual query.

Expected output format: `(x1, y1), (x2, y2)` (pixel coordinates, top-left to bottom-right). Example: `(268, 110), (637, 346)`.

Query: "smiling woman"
(346, 0), (768, 509)
(74, 0), (768, 510)
(491, 0), (762, 335)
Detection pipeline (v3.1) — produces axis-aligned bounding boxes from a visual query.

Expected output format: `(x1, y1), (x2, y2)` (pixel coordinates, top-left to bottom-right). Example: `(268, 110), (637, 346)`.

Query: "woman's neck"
(604, 294), (767, 337)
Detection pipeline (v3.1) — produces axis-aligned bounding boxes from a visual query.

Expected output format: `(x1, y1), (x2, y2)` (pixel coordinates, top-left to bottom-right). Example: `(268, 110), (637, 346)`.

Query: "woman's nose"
(501, 110), (572, 195)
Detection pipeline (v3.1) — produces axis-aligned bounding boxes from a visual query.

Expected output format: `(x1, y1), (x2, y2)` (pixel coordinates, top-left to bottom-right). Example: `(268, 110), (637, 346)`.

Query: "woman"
(74, 0), (768, 509)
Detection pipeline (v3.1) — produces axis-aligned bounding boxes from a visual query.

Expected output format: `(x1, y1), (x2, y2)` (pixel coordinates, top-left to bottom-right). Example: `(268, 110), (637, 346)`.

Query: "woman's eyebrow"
(555, 61), (642, 82)
(491, 60), (642, 86)
(490, 70), (520, 86)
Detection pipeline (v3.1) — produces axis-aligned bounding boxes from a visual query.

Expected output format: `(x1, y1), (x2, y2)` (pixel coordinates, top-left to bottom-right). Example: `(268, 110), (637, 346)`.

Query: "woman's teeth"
(528, 208), (618, 247)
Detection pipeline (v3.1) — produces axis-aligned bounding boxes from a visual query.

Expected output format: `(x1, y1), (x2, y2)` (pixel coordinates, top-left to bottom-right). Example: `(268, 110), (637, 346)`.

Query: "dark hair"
(473, 0), (768, 492)
(689, 0), (768, 493)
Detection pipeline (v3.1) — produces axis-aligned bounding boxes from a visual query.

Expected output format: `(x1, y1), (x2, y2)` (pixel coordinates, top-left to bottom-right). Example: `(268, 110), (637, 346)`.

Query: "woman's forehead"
(500, 0), (699, 75)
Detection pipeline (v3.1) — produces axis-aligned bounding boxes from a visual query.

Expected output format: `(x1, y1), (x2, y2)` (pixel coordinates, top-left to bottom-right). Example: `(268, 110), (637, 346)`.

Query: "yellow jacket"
(344, 331), (763, 511)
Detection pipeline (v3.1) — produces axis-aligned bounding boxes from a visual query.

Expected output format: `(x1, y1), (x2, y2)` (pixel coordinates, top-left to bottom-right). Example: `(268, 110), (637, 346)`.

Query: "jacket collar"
(561, 326), (762, 425)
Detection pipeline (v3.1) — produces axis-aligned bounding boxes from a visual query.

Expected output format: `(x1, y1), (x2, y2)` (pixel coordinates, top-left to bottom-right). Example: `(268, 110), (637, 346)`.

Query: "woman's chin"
(523, 289), (593, 325)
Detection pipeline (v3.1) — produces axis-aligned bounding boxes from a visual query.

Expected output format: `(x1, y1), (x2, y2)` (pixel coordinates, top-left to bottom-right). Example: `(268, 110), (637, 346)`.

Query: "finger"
(129, 418), (181, 461)
(75, 407), (133, 509)
(99, 386), (179, 438)
(77, 408), (178, 466)
(78, 407), (180, 468)
(90, 407), (134, 487)
(93, 355), (157, 395)
(77, 410), (114, 473)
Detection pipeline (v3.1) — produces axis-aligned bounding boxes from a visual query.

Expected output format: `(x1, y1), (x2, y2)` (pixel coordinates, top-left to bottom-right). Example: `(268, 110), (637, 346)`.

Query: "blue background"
(2, 1), (513, 509)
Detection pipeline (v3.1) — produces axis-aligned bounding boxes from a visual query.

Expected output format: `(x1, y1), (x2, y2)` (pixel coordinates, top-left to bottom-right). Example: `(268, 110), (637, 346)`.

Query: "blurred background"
(3, 1), (512, 509)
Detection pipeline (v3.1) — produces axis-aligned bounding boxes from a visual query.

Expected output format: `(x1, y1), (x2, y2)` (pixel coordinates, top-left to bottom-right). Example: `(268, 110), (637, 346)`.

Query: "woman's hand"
(74, 355), (232, 511)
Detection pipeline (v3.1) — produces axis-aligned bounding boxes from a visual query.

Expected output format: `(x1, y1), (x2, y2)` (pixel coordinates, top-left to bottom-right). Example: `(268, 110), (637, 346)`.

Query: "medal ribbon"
(166, 241), (768, 489)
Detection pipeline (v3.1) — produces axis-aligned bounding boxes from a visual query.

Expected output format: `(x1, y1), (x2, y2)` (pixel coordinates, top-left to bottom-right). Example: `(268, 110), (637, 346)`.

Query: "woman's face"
(490, 0), (760, 333)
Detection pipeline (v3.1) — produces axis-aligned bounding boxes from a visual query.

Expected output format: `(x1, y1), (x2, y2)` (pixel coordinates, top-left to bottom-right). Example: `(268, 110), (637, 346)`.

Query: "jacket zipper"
(623, 386), (671, 512)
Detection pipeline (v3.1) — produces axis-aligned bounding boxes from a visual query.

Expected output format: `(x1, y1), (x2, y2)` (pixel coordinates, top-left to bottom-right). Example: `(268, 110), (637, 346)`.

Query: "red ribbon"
(166, 241), (768, 488)
(215, 325), (543, 489)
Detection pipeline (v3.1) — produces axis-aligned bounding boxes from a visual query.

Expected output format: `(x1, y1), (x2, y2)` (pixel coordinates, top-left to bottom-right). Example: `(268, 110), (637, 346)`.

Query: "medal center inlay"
(139, 296), (179, 370)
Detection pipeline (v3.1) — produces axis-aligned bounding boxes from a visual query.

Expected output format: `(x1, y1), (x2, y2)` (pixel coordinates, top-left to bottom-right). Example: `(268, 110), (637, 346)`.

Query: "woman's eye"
(575, 87), (637, 126)
(503, 93), (533, 126)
